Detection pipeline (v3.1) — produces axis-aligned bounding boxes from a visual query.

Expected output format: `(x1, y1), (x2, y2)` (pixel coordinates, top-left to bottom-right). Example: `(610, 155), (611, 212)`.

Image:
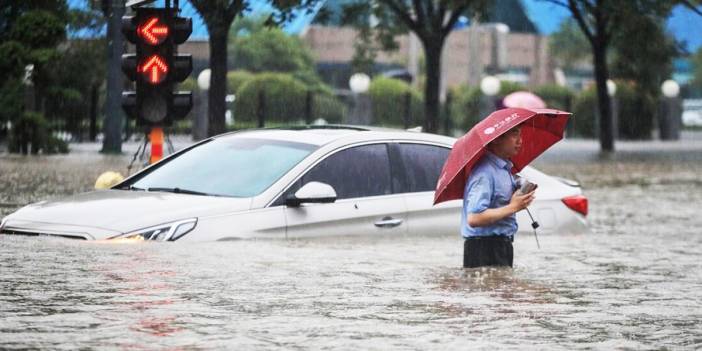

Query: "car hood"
(4, 190), (252, 238)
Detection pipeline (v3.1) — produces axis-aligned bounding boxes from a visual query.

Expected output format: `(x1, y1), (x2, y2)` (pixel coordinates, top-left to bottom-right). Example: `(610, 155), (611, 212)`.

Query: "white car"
(0, 126), (589, 241)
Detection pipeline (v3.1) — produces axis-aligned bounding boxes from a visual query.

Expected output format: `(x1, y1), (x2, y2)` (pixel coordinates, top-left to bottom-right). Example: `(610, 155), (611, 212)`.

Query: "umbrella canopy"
(503, 91), (547, 109)
(433, 107), (570, 205)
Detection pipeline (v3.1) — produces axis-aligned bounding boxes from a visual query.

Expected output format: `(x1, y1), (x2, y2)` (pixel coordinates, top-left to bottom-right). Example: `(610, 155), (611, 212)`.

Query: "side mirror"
(285, 181), (337, 207)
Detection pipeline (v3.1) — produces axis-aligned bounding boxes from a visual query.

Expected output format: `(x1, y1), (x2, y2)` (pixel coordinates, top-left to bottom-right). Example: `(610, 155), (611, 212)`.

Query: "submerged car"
(0, 126), (589, 241)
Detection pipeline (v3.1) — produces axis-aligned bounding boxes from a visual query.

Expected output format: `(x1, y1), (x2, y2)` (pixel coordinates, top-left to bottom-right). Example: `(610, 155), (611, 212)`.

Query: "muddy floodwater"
(1, 137), (701, 349)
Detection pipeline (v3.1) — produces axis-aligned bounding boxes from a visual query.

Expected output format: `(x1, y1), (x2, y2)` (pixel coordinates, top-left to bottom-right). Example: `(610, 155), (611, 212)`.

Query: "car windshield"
(130, 137), (317, 197)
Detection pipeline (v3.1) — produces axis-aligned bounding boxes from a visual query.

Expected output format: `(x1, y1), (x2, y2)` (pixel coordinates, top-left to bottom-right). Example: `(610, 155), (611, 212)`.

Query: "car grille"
(0, 228), (87, 240)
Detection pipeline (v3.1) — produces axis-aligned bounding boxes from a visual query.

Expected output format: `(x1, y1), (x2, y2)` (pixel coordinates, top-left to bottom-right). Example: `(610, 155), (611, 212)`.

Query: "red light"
(562, 195), (588, 217)
(139, 55), (168, 84)
(138, 17), (169, 45)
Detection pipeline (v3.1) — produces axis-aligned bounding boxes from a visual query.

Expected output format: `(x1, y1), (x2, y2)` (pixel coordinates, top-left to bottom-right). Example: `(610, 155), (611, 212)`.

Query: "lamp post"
(349, 73), (371, 125)
(659, 79), (681, 140)
(479, 75), (501, 119)
(195, 69), (210, 141)
(607, 79), (618, 140)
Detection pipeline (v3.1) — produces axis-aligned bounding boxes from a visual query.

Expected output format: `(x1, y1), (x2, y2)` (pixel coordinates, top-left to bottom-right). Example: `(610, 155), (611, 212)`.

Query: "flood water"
(1, 138), (701, 349)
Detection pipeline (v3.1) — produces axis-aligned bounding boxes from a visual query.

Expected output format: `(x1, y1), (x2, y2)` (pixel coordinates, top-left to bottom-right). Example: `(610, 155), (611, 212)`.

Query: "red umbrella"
(433, 107), (571, 205)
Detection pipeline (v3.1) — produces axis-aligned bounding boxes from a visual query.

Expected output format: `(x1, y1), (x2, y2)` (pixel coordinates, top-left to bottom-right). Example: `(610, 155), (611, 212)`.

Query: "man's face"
(489, 126), (522, 158)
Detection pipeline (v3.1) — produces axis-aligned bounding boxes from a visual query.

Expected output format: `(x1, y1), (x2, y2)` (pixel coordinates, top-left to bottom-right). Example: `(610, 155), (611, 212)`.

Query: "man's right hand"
(509, 189), (535, 212)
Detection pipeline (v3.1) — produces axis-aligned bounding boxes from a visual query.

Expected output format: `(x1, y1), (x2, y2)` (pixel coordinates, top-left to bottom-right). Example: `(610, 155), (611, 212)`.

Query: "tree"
(693, 47), (702, 95)
(342, 1), (488, 133)
(548, 19), (590, 69)
(189, 0), (319, 137)
(543, 0), (699, 152)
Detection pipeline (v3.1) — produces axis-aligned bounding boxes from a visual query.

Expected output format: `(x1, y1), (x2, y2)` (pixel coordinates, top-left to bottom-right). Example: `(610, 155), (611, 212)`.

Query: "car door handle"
(374, 216), (403, 228)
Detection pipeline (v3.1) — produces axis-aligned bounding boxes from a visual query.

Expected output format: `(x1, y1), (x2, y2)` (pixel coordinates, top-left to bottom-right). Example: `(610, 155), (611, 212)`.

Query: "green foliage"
(548, 19), (591, 68)
(572, 86), (598, 138)
(571, 81), (655, 140)
(497, 80), (525, 97)
(235, 72), (344, 125)
(615, 81), (656, 140)
(8, 112), (68, 154)
(694, 47), (702, 95)
(226, 70), (254, 94)
(534, 84), (574, 110)
(0, 78), (24, 126)
(448, 85), (482, 131)
(229, 26), (315, 74)
(368, 77), (423, 127)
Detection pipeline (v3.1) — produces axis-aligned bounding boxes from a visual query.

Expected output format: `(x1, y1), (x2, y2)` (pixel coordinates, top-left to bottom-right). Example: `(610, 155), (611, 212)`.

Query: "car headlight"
(112, 218), (197, 242)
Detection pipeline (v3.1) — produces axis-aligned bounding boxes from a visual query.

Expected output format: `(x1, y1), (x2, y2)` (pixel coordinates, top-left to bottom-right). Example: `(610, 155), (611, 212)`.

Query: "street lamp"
(659, 79), (681, 140)
(606, 79), (618, 140)
(606, 79), (617, 97)
(480, 75), (501, 97)
(194, 69), (211, 141)
(348, 73), (371, 125)
(479, 76), (501, 119)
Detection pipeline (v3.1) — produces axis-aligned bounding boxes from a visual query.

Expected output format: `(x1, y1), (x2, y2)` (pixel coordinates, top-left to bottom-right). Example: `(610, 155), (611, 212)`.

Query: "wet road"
(1, 137), (701, 349)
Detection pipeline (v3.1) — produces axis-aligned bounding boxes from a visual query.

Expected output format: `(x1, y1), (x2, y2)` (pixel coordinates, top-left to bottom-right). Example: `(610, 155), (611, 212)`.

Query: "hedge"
(368, 77), (423, 127)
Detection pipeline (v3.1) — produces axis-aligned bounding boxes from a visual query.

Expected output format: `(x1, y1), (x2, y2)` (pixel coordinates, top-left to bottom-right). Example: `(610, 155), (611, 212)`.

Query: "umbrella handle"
(525, 207), (540, 249)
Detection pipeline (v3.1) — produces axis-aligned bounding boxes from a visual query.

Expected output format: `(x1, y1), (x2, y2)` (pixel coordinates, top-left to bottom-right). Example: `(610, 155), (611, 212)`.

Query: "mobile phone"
(520, 180), (537, 194)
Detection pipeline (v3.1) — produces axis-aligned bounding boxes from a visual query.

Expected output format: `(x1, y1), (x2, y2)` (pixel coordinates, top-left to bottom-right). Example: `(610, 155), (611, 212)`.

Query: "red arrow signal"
(138, 17), (169, 45)
(139, 55), (169, 84)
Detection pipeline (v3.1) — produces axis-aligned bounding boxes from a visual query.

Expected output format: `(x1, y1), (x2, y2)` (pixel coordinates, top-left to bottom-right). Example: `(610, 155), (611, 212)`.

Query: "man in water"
(461, 125), (535, 268)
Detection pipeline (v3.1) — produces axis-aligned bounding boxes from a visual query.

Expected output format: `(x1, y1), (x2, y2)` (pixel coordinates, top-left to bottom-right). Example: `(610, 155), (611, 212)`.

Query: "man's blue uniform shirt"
(461, 151), (518, 238)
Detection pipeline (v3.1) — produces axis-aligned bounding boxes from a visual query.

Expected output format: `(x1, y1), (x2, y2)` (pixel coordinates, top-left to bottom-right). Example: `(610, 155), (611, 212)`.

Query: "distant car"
(0, 126), (589, 241)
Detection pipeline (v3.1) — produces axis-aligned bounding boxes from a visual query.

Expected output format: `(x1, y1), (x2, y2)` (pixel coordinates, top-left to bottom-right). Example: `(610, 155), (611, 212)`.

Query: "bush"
(8, 111), (68, 154)
(448, 85), (481, 130)
(572, 86), (598, 138)
(616, 81), (655, 140)
(534, 84), (574, 110)
(368, 77), (423, 127)
(235, 72), (344, 125)
(498, 80), (526, 97)
(572, 81), (656, 140)
(227, 70), (254, 95)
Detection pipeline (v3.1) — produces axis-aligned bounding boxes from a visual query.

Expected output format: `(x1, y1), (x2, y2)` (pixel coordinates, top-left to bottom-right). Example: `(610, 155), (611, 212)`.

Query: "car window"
(129, 137), (317, 197)
(397, 143), (450, 193)
(275, 144), (393, 204)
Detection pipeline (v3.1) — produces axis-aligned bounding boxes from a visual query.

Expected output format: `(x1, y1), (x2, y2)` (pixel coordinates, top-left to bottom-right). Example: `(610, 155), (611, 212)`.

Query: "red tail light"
(562, 195), (588, 217)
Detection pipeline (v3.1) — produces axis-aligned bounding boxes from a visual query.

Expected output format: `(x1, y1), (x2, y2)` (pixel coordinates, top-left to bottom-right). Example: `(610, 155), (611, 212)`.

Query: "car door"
(280, 143), (407, 238)
(392, 142), (460, 236)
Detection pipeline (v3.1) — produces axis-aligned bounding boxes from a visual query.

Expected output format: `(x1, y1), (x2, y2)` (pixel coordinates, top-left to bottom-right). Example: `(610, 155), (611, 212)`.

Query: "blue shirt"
(460, 152), (518, 238)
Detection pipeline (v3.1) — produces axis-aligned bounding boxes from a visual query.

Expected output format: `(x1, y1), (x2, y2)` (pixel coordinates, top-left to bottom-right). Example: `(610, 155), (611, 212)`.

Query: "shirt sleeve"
(464, 174), (492, 215)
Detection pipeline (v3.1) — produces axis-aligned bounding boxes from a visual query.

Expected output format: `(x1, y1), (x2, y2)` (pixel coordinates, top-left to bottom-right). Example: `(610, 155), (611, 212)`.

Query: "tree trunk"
(102, 0), (124, 153)
(593, 40), (614, 152)
(207, 27), (228, 137)
(422, 40), (443, 134)
(90, 84), (98, 142)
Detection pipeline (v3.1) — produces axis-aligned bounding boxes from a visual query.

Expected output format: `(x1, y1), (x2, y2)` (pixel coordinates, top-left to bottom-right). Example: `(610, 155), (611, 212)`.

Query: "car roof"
(213, 125), (457, 147)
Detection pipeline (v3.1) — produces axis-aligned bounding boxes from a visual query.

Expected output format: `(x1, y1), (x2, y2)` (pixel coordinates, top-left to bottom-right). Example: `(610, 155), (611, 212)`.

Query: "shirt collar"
(485, 151), (513, 171)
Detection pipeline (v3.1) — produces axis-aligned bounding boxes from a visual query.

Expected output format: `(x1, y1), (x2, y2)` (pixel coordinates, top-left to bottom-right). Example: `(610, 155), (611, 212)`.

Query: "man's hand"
(509, 187), (536, 212)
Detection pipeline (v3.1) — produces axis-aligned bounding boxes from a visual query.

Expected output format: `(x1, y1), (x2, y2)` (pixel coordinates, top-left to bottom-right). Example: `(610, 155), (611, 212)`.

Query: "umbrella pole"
(525, 208), (541, 249)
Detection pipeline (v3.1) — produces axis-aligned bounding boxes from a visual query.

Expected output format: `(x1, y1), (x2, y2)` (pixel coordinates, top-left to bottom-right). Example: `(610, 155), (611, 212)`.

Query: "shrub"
(8, 111), (68, 154)
(368, 77), (422, 127)
(448, 85), (481, 130)
(227, 70), (254, 95)
(235, 72), (344, 126)
(572, 86), (598, 138)
(616, 81), (655, 140)
(534, 84), (574, 110)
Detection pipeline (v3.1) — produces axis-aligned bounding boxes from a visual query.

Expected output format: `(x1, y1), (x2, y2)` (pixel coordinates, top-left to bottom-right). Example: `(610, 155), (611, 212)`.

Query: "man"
(461, 125), (535, 268)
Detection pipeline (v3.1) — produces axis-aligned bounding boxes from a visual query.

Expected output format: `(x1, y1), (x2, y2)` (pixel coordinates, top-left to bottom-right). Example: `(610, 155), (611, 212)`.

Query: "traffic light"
(121, 7), (192, 127)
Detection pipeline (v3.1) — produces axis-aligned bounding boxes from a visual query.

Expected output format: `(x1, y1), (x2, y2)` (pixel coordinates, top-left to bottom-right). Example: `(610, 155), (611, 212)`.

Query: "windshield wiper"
(146, 187), (211, 196)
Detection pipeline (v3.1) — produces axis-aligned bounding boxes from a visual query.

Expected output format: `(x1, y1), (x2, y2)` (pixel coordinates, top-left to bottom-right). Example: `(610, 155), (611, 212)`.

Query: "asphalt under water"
(1, 138), (701, 350)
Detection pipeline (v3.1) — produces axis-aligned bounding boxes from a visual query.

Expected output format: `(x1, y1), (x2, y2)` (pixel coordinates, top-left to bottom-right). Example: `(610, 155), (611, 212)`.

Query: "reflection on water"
(2, 144), (702, 349)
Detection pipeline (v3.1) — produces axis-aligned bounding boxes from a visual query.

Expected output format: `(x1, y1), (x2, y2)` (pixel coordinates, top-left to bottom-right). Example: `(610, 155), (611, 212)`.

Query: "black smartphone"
(520, 180), (537, 194)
